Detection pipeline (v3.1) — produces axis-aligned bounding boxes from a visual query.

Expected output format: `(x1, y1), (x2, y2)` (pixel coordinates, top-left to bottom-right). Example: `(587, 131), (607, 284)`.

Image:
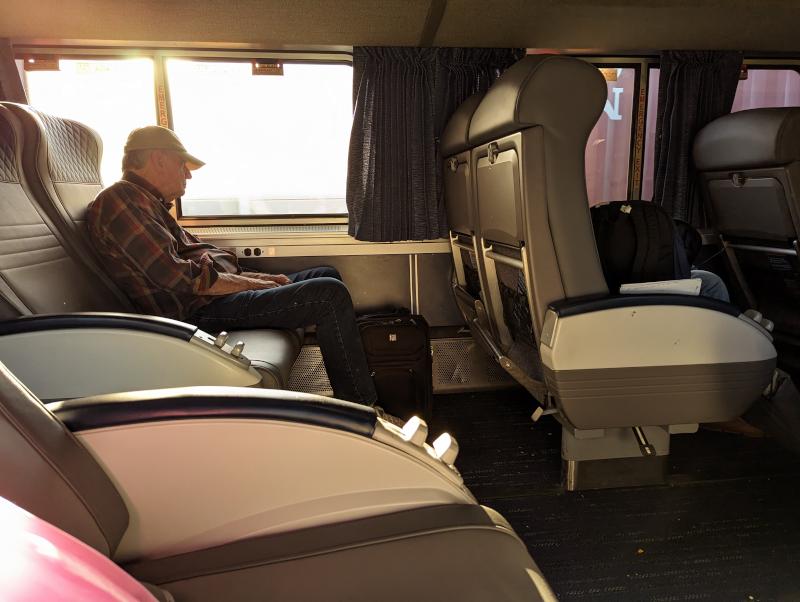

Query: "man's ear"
(150, 150), (167, 170)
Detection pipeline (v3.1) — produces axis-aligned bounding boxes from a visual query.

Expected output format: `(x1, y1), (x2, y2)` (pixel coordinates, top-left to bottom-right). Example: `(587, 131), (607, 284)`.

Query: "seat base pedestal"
(563, 455), (668, 491)
(561, 425), (671, 491)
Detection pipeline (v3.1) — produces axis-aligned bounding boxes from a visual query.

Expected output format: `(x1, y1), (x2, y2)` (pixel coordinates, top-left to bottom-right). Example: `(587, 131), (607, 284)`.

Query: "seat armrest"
(549, 294), (741, 318)
(540, 297), (776, 428)
(51, 387), (472, 562)
(0, 312), (197, 338)
(50, 386), (376, 437)
(0, 316), (263, 399)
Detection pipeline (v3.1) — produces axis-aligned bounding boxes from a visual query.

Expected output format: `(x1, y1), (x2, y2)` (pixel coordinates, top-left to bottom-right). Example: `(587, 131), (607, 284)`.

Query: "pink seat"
(0, 496), (156, 602)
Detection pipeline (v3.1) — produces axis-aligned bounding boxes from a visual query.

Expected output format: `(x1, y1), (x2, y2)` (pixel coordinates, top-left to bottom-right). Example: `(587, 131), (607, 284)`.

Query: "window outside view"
(585, 67), (635, 206)
(731, 68), (800, 111)
(22, 58), (157, 188)
(24, 58), (791, 219)
(167, 60), (353, 217)
(642, 67), (800, 200)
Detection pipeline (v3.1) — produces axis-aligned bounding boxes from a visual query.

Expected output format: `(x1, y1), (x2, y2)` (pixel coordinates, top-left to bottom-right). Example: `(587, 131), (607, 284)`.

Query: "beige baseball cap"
(124, 125), (205, 170)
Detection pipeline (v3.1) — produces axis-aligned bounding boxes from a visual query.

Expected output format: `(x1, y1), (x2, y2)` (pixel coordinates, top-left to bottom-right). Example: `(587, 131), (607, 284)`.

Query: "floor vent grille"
(287, 345), (333, 397)
(432, 337), (516, 393)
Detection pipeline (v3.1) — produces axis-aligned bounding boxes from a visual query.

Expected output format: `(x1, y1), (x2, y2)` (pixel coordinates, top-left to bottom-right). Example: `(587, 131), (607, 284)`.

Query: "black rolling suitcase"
(357, 311), (432, 422)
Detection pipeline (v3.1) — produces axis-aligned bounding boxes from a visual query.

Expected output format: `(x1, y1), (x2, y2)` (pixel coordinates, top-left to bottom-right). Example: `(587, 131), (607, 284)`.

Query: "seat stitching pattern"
(0, 238), (64, 257)
(33, 110), (101, 184)
(3, 253), (73, 272)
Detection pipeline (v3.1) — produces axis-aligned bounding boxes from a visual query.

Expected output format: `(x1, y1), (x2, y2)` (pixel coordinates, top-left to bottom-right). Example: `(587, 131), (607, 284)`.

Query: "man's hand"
(242, 272), (291, 285)
(203, 272), (282, 296)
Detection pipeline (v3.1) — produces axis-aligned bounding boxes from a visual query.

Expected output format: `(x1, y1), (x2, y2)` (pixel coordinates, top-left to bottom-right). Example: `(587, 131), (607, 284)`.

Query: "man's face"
(154, 150), (192, 201)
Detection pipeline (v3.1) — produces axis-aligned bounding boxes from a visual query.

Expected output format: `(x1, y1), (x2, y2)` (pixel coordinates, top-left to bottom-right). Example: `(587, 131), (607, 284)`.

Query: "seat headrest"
(31, 108), (103, 185)
(468, 55), (606, 147)
(694, 107), (800, 171)
(3, 103), (103, 185)
(441, 92), (485, 157)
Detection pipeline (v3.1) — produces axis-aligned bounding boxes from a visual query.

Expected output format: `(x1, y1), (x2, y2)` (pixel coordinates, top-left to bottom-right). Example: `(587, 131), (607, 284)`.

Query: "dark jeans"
(192, 266), (377, 406)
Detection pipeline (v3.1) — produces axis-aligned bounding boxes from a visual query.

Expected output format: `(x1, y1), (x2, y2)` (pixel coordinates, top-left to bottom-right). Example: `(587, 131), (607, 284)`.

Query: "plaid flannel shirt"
(87, 172), (240, 321)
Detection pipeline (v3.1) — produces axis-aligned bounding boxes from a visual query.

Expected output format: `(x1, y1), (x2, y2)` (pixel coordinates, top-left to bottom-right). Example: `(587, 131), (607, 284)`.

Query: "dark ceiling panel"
(0, 0), (431, 47)
(435, 0), (800, 52)
(3, 0), (800, 52)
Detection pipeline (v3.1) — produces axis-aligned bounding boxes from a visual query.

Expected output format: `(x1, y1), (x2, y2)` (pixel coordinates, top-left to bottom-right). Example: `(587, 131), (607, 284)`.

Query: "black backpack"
(591, 201), (691, 292)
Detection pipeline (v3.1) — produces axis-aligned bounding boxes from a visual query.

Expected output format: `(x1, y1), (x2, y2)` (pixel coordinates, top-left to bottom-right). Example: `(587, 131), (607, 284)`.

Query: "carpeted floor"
(430, 389), (800, 602)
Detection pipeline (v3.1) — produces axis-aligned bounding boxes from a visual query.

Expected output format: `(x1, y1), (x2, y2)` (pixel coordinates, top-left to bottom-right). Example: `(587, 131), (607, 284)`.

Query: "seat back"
(441, 92), (492, 331)
(467, 55), (607, 358)
(0, 105), (130, 313)
(5, 103), (104, 242)
(0, 360), (128, 556)
(694, 107), (800, 334)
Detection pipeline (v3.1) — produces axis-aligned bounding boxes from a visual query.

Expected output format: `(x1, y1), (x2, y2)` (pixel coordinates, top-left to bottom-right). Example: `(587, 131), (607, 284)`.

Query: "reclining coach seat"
(0, 105), (128, 316)
(694, 107), (800, 339)
(466, 55), (777, 489)
(0, 359), (555, 601)
(0, 103), (300, 391)
(441, 93), (495, 341)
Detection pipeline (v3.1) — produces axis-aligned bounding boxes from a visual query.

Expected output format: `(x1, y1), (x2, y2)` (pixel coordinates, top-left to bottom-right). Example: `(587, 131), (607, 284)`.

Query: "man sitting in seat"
(87, 125), (378, 407)
(674, 219), (730, 302)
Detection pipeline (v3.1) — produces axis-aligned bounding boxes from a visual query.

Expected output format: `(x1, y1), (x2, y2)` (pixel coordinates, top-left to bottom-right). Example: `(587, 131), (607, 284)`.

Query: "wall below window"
(210, 239), (463, 327)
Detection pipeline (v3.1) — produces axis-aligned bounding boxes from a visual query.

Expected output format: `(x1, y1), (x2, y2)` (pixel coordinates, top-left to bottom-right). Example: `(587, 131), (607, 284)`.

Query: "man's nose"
(184, 165), (192, 179)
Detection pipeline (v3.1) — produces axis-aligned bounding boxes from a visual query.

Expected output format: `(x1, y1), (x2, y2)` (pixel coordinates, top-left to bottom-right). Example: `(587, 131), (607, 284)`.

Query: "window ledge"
(187, 225), (451, 257)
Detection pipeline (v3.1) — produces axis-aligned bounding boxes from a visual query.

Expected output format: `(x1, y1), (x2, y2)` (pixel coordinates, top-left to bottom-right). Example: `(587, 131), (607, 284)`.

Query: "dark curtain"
(347, 47), (522, 242)
(652, 50), (742, 225)
(0, 39), (26, 103)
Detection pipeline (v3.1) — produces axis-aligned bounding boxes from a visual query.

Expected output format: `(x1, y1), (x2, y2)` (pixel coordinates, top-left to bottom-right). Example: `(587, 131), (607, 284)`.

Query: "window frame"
(732, 60), (800, 111)
(578, 57), (654, 202)
(580, 56), (800, 203)
(18, 48), (800, 225)
(14, 46), (353, 227)
(640, 58), (800, 201)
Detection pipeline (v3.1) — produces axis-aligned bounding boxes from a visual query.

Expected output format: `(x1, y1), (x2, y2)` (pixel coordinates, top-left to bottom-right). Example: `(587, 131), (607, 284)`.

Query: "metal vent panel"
(287, 345), (333, 396)
(432, 337), (516, 393)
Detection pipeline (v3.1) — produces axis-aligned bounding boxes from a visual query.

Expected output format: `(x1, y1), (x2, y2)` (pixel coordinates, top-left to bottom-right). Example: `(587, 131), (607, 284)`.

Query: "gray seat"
(442, 89), (549, 400)
(0, 104), (129, 316)
(0, 358), (553, 601)
(0, 103), (299, 388)
(462, 55), (777, 488)
(694, 107), (800, 339)
(442, 93), (490, 328)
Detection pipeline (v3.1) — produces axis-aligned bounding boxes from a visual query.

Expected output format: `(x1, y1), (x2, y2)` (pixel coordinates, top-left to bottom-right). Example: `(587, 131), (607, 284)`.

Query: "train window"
(642, 66), (800, 200)
(21, 58), (157, 188)
(585, 67), (635, 206)
(732, 68), (800, 111)
(167, 59), (353, 218)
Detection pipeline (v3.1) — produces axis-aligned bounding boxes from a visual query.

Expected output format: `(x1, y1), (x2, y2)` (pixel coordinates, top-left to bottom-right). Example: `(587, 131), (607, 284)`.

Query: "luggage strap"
(629, 204), (662, 282)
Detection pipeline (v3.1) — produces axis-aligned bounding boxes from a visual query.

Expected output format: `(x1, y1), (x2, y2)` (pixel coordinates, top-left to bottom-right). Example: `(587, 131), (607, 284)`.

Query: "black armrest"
(549, 294), (741, 318)
(0, 312), (197, 340)
(49, 386), (377, 437)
